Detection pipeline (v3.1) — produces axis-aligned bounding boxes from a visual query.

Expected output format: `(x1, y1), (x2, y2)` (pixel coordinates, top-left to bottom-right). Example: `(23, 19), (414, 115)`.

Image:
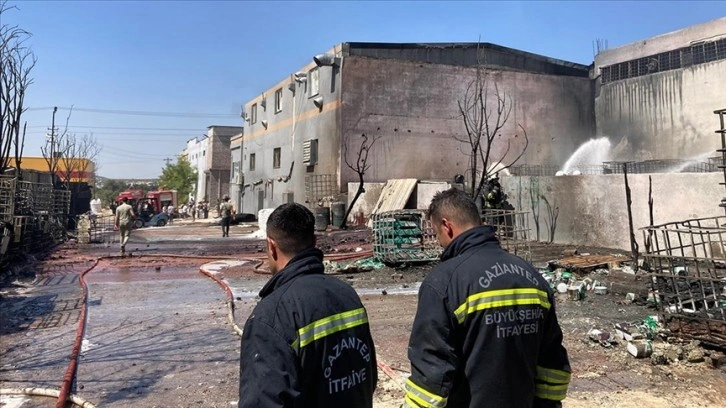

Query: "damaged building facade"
(501, 17), (726, 250)
(235, 42), (595, 214)
(595, 17), (726, 162)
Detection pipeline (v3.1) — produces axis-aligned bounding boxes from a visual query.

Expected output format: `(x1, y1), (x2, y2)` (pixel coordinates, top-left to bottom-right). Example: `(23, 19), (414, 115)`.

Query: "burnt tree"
(455, 57), (528, 203)
(342, 132), (380, 228)
(0, 2), (35, 175)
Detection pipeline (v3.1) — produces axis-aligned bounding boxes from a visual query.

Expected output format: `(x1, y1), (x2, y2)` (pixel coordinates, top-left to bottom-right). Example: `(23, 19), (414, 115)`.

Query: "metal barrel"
(331, 202), (346, 228)
(314, 207), (330, 231)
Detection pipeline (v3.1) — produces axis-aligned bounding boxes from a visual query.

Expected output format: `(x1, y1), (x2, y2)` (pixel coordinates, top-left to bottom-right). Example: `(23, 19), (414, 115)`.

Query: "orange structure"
(10, 157), (96, 183)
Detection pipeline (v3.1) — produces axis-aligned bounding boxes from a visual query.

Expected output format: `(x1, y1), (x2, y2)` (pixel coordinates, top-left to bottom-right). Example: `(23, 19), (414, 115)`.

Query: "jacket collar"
(441, 225), (499, 261)
(259, 247), (325, 298)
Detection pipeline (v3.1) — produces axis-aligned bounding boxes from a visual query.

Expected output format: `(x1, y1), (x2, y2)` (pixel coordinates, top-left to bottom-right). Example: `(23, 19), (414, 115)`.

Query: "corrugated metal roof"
(367, 179), (418, 226)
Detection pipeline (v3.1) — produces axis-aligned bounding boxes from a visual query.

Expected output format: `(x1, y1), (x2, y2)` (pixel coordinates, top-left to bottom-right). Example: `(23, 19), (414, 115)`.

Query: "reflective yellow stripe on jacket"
(290, 307), (368, 352)
(403, 378), (447, 408)
(454, 288), (551, 324)
(535, 366), (571, 401)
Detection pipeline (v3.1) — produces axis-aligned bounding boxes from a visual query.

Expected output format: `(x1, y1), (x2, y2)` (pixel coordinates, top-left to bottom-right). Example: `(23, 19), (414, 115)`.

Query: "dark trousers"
(221, 217), (230, 237)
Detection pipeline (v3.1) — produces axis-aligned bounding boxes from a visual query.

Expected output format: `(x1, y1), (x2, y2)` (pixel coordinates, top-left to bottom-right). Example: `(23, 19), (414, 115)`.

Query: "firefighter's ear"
(441, 218), (455, 239)
(267, 237), (278, 260)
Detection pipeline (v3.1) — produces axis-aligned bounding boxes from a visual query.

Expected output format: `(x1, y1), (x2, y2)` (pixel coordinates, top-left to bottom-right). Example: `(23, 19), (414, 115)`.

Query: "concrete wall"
(241, 46), (343, 214)
(339, 56), (595, 189)
(595, 60), (726, 162)
(501, 173), (724, 250)
(347, 182), (385, 225)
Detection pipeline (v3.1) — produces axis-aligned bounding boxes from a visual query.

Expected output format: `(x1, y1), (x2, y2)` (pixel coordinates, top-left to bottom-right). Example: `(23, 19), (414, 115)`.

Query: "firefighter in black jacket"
(239, 203), (377, 407)
(405, 188), (570, 408)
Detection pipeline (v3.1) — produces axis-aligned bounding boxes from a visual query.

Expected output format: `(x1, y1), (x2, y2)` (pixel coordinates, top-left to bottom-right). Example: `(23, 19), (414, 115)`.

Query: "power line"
(26, 125), (203, 131)
(26, 106), (239, 118)
(26, 131), (194, 136)
(102, 145), (172, 158)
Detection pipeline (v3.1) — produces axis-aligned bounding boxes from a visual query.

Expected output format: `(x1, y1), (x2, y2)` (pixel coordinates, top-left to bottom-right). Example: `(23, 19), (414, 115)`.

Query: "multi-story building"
(237, 42), (595, 214)
(181, 136), (208, 203)
(182, 125), (243, 204)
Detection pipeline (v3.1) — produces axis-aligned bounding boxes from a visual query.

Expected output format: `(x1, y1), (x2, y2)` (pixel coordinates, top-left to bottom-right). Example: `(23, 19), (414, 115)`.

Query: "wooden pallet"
(555, 254), (629, 270)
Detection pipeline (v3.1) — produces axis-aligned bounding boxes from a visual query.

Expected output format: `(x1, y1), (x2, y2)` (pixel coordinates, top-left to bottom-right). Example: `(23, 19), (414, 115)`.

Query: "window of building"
(273, 147), (281, 169)
(251, 103), (258, 124)
(303, 139), (318, 166)
(274, 88), (283, 113)
(308, 67), (320, 97)
(249, 153), (256, 171)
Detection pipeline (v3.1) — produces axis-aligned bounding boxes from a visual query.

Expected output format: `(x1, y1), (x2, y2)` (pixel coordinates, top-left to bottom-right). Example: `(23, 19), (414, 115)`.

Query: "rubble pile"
(543, 250), (726, 369)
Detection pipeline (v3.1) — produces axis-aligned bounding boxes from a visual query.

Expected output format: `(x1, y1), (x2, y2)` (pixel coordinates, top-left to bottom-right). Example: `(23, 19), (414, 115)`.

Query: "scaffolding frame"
(481, 209), (532, 262)
(641, 217), (726, 347)
(304, 174), (338, 207)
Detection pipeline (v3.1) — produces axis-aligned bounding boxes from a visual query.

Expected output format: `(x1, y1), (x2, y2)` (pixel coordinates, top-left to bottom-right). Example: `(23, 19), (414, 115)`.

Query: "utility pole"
(163, 157), (172, 166)
(47, 106), (58, 184)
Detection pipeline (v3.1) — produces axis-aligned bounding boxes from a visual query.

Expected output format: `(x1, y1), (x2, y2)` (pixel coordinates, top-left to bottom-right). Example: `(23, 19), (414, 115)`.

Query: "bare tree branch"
(0, 2), (35, 175)
(456, 52), (529, 203)
(342, 131), (381, 228)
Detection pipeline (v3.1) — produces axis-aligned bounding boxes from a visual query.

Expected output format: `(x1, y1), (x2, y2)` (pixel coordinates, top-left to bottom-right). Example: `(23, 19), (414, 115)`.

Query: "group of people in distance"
(113, 195), (237, 255)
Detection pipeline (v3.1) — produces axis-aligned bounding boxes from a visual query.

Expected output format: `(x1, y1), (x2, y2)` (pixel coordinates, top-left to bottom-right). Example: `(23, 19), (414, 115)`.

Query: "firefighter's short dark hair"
(428, 188), (481, 227)
(267, 203), (315, 255)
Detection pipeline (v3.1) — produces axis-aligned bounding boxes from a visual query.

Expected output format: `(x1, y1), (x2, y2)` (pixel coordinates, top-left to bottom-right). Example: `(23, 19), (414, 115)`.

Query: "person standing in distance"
(219, 195), (235, 237)
(404, 188), (570, 408)
(239, 203), (377, 407)
(114, 197), (135, 256)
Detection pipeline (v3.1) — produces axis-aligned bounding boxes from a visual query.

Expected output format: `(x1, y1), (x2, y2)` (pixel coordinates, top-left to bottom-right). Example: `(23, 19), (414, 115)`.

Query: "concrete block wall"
(501, 173), (724, 251)
(340, 56), (595, 189)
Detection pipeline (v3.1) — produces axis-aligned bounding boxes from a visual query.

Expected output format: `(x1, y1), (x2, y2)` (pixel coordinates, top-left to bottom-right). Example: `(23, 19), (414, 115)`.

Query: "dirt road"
(1, 221), (724, 407)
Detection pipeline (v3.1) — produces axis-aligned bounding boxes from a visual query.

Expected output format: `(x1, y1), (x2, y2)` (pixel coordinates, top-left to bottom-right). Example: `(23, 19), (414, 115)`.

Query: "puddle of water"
(87, 266), (202, 283)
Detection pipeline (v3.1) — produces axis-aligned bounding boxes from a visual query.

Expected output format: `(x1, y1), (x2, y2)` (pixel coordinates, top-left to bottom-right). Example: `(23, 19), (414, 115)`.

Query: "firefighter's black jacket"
(239, 248), (377, 408)
(405, 226), (571, 408)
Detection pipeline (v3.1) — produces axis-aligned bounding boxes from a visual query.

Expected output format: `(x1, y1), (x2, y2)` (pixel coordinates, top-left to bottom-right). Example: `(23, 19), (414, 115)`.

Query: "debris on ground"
(324, 256), (386, 274)
(587, 328), (617, 348)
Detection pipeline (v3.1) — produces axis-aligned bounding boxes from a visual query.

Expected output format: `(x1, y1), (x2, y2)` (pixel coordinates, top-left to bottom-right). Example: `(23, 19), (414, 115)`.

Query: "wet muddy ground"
(1, 220), (725, 407)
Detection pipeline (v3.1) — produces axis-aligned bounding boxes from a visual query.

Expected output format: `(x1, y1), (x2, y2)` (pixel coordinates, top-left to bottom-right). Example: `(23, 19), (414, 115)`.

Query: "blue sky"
(8, 0), (722, 179)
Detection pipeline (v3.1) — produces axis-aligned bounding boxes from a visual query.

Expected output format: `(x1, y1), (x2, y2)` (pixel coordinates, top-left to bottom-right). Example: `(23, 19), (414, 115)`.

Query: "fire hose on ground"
(1, 248), (397, 407)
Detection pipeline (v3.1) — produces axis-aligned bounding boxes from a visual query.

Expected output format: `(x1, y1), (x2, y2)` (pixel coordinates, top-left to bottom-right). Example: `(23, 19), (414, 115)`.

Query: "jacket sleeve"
(533, 296), (571, 408)
(405, 282), (458, 408)
(239, 316), (301, 408)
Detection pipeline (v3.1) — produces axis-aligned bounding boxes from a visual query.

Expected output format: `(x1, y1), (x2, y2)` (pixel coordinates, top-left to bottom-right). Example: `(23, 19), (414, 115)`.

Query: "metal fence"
(510, 159), (719, 177)
(641, 216), (726, 347)
(305, 174), (338, 207)
(0, 176), (71, 265)
(481, 209), (532, 262)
